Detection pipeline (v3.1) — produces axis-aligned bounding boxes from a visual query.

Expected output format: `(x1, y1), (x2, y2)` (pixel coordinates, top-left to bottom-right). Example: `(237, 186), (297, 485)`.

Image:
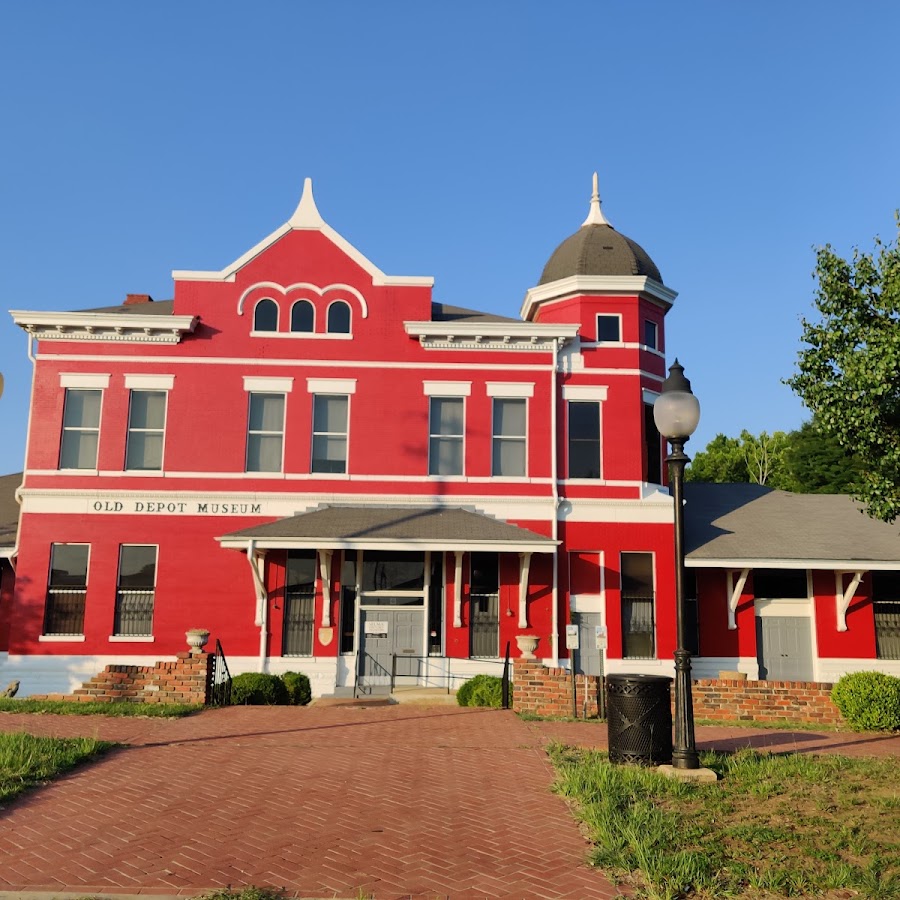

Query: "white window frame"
(311, 394), (350, 475)
(112, 544), (158, 639)
(326, 299), (352, 335)
(561, 385), (608, 482)
(252, 297), (279, 334)
(245, 392), (287, 473)
(290, 299), (316, 334)
(41, 542), (91, 639)
(428, 396), (465, 477)
(59, 385), (106, 471)
(490, 396), (528, 478)
(596, 313), (623, 343)
(643, 319), (659, 350)
(124, 389), (168, 472)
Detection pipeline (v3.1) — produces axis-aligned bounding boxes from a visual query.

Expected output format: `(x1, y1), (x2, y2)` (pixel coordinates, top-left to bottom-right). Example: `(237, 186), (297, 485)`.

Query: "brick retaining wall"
(30, 651), (213, 705)
(513, 661), (845, 726)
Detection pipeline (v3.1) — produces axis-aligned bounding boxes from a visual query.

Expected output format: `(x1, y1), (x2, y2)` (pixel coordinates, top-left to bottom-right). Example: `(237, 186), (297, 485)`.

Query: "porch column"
(453, 550), (464, 627)
(518, 552), (532, 628)
(318, 549), (334, 627)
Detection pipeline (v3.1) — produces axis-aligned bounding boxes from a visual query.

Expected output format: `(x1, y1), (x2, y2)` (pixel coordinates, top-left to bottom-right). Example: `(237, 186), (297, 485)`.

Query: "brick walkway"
(0, 706), (621, 899)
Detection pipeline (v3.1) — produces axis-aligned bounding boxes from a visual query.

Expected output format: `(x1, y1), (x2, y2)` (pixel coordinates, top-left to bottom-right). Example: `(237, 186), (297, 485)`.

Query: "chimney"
(124, 293), (154, 306)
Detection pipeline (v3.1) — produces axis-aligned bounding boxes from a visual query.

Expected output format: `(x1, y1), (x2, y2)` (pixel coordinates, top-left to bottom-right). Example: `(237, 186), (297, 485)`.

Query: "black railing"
(43, 589), (86, 636)
(382, 652), (511, 703)
(501, 640), (511, 709)
(208, 639), (232, 706)
(113, 589), (154, 636)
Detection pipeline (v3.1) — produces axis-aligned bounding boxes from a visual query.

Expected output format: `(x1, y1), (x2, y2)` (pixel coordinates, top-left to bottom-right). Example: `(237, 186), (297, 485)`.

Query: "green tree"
(686, 430), (789, 486)
(779, 418), (862, 494)
(787, 219), (900, 521)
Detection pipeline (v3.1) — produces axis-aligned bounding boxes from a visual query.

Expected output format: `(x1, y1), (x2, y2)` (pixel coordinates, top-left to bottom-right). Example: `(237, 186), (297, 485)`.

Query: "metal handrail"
(387, 652), (509, 696)
(208, 639), (232, 706)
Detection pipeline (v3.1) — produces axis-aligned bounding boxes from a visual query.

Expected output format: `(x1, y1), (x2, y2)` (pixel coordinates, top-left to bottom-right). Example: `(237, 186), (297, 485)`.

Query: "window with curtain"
(621, 552), (655, 659)
(246, 392), (285, 472)
(126, 390), (166, 470)
(312, 394), (348, 473)
(59, 389), (102, 469)
(114, 545), (157, 636)
(44, 544), (89, 635)
(429, 397), (464, 476)
(492, 398), (526, 477)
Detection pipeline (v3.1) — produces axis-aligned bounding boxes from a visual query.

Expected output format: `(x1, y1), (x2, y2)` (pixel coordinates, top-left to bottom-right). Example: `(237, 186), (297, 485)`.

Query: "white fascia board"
(11, 310), (198, 343)
(685, 557), (900, 570)
(172, 223), (433, 288)
(520, 276), (678, 321)
(405, 321), (579, 340)
(217, 536), (558, 553)
(0, 546), (15, 559)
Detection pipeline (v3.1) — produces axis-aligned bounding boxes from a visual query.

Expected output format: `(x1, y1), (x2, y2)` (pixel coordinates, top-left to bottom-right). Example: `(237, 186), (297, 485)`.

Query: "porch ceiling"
(217, 505), (557, 553)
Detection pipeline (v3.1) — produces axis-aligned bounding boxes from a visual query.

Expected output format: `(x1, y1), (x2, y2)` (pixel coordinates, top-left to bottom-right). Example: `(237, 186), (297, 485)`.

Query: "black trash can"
(606, 673), (673, 765)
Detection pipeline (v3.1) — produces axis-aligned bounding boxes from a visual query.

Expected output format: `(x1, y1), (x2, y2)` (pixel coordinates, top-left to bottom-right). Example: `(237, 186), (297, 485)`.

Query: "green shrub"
(281, 671), (312, 706)
(231, 672), (290, 705)
(456, 674), (508, 708)
(831, 671), (900, 731)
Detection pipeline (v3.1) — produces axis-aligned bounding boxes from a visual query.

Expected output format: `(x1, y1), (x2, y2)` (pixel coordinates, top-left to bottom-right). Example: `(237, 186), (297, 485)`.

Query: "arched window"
(327, 301), (351, 334)
(291, 299), (315, 333)
(253, 298), (278, 332)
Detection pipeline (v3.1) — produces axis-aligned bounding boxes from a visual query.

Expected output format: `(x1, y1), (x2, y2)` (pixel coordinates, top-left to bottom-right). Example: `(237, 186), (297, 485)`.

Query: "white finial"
(581, 171), (612, 227)
(289, 177), (325, 229)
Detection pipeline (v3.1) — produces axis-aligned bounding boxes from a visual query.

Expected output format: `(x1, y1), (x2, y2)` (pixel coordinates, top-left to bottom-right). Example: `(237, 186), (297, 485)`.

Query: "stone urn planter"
(186, 628), (210, 653)
(515, 634), (540, 660)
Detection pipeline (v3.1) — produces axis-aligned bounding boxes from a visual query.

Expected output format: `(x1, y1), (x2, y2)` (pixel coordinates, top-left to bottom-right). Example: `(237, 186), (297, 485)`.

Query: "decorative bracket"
(726, 568), (750, 630)
(835, 570), (864, 632)
(453, 551), (464, 627)
(246, 540), (268, 626)
(518, 552), (532, 629)
(318, 550), (334, 627)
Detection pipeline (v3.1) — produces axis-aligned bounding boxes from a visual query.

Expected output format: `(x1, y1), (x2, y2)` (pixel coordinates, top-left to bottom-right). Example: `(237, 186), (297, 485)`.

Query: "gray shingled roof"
(685, 483), (900, 566)
(221, 505), (556, 549)
(77, 300), (175, 315)
(539, 224), (662, 285)
(0, 473), (21, 548)
(431, 302), (520, 324)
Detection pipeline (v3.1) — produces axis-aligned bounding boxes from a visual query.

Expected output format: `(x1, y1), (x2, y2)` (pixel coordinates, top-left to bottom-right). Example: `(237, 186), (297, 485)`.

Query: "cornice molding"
(405, 320), (579, 352)
(10, 311), (198, 344)
(520, 275), (678, 321)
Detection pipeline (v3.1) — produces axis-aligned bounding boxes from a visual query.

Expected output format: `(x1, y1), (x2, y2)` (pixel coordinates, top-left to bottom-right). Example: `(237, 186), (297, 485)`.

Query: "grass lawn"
(0, 698), (201, 716)
(0, 731), (114, 805)
(549, 743), (900, 899)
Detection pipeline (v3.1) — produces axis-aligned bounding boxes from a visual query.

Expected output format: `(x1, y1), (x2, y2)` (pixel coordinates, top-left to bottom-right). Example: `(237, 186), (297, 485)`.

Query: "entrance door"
(358, 608), (424, 692)
(756, 615), (814, 681)
(572, 612), (603, 676)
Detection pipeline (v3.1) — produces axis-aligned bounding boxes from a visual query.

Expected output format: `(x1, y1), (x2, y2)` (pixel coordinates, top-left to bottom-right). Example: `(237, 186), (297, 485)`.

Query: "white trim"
(237, 281), (369, 319)
(453, 551), (463, 627)
(725, 568), (750, 630)
(172, 180), (433, 288)
(252, 297), (280, 333)
(518, 552), (531, 628)
(250, 330), (353, 341)
(816, 657), (900, 682)
(13, 311), (197, 344)
(243, 376), (294, 393)
(108, 635), (155, 643)
(36, 352), (558, 374)
(688, 557), (900, 571)
(521, 276), (678, 321)
(423, 381), (472, 397)
(642, 387), (660, 404)
(39, 635), (86, 642)
(754, 598), (812, 617)
(307, 378), (357, 395)
(595, 312), (622, 343)
(124, 374), (174, 390)
(318, 549), (333, 628)
(561, 384), (609, 401)
(406, 320), (577, 341)
(59, 373), (110, 389)
(485, 382), (534, 398)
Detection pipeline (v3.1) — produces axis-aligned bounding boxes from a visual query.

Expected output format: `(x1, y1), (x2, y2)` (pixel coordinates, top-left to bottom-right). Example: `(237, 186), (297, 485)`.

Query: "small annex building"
(0, 176), (898, 698)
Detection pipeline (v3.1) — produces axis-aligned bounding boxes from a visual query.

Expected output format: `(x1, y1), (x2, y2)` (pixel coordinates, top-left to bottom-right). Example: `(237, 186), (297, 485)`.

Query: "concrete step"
(390, 687), (460, 705)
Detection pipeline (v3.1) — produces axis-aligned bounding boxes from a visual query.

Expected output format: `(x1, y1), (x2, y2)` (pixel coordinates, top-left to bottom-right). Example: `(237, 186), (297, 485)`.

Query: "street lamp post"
(653, 360), (701, 770)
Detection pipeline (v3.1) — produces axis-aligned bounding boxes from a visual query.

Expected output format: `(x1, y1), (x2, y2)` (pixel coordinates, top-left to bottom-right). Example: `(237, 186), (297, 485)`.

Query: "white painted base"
(0, 652), (178, 698)
(815, 657), (900, 683)
(691, 657), (759, 680)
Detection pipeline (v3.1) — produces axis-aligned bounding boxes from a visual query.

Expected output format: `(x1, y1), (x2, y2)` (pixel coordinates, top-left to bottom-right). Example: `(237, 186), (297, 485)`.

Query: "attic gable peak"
(289, 177), (325, 229)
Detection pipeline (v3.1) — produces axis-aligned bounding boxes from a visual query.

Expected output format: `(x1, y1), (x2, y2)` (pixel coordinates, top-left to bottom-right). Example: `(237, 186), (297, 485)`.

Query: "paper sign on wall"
(364, 621), (389, 637)
(565, 624), (579, 649)
(595, 625), (608, 650)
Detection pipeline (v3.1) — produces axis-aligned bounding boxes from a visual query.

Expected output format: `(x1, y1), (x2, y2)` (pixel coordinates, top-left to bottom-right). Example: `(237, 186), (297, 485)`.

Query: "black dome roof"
(539, 222), (662, 285)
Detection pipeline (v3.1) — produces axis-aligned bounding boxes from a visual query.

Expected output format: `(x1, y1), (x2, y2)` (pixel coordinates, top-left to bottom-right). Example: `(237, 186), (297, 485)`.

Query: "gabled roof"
(685, 482), (900, 569)
(0, 473), (21, 556)
(172, 179), (434, 288)
(218, 505), (556, 553)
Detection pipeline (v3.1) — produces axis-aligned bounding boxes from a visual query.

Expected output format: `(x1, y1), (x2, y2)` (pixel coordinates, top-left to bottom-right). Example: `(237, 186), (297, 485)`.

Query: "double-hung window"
(60, 389), (102, 469)
(246, 393), (285, 472)
(243, 377), (293, 473)
(621, 552), (655, 659)
(568, 401), (601, 478)
(312, 395), (349, 473)
(44, 544), (89, 636)
(644, 320), (659, 350)
(126, 391), (166, 470)
(492, 398), (526, 477)
(114, 545), (157, 636)
(429, 397), (464, 476)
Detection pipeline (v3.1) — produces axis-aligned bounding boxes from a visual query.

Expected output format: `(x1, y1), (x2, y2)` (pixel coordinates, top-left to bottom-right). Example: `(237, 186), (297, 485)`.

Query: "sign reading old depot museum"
(91, 499), (264, 515)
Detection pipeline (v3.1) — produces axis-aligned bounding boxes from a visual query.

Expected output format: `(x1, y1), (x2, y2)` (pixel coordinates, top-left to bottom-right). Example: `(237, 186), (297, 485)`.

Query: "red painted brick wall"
(513, 661), (845, 726)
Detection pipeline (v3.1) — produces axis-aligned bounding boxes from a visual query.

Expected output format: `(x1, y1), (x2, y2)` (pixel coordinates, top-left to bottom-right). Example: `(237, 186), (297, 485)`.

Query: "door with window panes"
(283, 550), (316, 656)
(470, 553), (500, 658)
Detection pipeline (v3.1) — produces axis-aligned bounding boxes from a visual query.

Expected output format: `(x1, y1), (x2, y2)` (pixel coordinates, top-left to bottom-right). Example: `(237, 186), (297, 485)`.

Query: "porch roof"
(685, 483), (900, 570)
(217, 505), (557, 553)
(0, 472), (20, 558)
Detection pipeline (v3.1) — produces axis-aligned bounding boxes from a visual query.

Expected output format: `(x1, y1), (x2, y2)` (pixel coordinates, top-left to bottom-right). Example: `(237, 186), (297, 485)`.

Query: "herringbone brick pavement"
(0, 706), (620, 899)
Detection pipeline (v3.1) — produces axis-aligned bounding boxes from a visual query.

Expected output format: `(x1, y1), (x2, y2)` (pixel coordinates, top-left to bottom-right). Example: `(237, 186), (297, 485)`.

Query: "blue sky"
(1, 2), (898, 475)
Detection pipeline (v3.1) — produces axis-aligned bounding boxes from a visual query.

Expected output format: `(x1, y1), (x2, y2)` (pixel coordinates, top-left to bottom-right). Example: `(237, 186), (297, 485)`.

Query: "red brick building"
(1, 177), (897, 697)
